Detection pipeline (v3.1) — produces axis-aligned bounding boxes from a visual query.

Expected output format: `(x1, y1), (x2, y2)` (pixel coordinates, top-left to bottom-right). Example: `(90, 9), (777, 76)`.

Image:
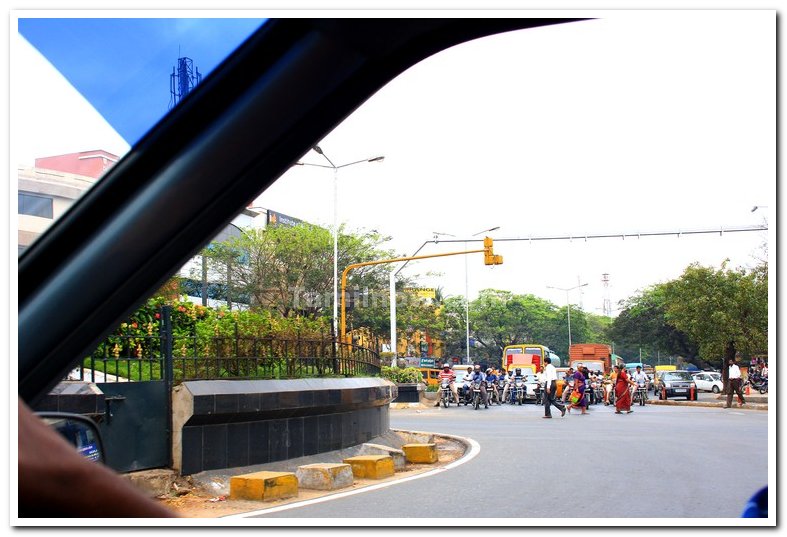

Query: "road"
(246, 401), (769, 520)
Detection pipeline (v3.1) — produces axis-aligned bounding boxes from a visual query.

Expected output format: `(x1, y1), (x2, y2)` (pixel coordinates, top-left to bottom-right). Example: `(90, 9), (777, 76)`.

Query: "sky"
(12, 11), (775, 318)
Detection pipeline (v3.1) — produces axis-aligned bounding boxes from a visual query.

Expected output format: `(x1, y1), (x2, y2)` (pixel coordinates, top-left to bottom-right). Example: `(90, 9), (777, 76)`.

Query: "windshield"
(664, 372), (694, 381)
(15, 18), (265, 252)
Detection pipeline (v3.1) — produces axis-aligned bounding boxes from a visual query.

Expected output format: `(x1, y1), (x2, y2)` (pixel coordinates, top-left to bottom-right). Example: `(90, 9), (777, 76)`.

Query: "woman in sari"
(614, 365), (637, 414)
(567, 367), (588, 415)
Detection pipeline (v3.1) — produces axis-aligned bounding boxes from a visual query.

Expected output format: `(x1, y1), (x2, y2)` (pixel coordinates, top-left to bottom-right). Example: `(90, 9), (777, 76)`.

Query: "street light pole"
(295, 146), (384, 341)
(547, 282), (588, 349)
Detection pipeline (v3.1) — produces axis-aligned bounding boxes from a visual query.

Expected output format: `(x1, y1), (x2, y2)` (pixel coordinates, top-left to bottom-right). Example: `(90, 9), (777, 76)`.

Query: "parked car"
(693, 372), (723, 393)
(657, 371), (698, 401)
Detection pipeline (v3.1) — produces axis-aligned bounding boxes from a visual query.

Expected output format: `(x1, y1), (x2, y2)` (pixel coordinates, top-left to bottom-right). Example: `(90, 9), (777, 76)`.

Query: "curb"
(647, 400), (768, 411)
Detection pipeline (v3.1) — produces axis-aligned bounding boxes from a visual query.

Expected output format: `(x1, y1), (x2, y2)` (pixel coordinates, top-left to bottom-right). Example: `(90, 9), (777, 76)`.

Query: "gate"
(82, 306), (174, 473)
(96, 381), (170, 472)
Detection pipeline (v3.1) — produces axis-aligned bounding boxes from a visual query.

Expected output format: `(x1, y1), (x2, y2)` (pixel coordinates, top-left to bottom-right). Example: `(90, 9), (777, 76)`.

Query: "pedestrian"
(561, 367), (575, 404)
(542, 356), (566, 418)
(613, 364), (636, 414)
(567, 365), (588, 415)
(725, 357), (746, 408)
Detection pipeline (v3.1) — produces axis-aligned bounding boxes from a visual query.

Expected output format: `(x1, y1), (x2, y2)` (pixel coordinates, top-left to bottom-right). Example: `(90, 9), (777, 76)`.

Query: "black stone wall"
(176, 378), (396, 475)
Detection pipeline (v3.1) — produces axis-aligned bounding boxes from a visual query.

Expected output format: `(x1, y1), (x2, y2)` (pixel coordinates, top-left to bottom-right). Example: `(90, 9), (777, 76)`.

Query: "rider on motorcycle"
(632, 366), (649, 391)
(460, 366), (474, 402)
(434, 362), (459, 406)
(470, 364), (489, 407)
(485, 368), (499, 403)
(502, 367), (524, 403)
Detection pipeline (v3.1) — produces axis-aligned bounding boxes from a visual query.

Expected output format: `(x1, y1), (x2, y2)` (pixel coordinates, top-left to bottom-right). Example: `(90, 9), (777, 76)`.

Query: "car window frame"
(18, 18), (585, 405)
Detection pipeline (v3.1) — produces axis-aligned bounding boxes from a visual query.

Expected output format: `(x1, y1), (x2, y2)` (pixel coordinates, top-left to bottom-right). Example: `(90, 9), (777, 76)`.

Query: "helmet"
(486, 368), (492, 374)
(515, 368), (521, 374)
(474, 364), (481, 370)
(443, 363), (450, 369)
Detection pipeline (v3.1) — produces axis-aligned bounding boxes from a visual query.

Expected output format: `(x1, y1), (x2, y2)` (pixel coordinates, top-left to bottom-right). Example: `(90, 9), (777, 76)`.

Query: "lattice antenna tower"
(602, 273), (612, 317)
(169, 54), (203, 109)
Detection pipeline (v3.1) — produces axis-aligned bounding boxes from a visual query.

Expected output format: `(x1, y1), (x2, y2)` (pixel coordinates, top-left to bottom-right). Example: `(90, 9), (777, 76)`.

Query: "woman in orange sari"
(614, 365), (637, 414)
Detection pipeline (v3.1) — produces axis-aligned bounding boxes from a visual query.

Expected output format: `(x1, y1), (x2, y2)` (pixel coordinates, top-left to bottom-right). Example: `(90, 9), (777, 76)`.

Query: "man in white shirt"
(542, 356), (566, 418)
(725, 357), (746, 408)
(632, 366), (649, 389)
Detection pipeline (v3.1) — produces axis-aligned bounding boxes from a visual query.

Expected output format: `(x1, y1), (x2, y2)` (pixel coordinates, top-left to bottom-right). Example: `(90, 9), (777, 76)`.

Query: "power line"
(431, 224), (767, 244)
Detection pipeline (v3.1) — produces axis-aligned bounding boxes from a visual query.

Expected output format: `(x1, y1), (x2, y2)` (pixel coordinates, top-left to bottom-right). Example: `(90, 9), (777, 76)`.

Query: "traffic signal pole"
(341, 239), (502, 345)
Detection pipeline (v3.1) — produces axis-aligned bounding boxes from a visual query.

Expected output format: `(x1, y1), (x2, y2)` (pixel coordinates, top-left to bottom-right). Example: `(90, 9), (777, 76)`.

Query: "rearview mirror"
(37, 412), (105, 464)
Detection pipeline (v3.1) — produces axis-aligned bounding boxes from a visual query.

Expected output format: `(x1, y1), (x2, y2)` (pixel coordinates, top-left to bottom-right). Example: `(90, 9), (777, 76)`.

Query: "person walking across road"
(567, 365), (588, 415)
(542, 356), (566, 418)
(725, 357), (746, 408)
(613, 364), (636, 414)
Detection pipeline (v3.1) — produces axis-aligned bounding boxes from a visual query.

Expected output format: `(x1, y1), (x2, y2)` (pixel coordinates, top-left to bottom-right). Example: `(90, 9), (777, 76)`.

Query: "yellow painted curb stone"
(402, 443), (438, 463)
(229, 471), (298, 502)
(342, 455), (395, 479)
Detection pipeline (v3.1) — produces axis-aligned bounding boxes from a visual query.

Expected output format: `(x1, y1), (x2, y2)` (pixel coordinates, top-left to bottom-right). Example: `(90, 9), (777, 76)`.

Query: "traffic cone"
(745, 384), (751, 395)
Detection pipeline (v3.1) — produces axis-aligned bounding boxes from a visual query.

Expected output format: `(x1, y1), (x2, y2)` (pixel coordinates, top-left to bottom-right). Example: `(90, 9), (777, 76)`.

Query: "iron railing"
(71, 306), (382, 383)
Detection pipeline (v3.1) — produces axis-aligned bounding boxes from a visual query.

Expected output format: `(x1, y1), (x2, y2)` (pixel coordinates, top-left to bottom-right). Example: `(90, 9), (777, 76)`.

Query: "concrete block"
(402, 443), (438, 464)
(358, 443), (406, 471)
(397, 431), (435, 445)
(122, 469), (176, 498)
(296, 463), (354, 491)
(230, 471), (298, 502)
(342, 455), (395, 479)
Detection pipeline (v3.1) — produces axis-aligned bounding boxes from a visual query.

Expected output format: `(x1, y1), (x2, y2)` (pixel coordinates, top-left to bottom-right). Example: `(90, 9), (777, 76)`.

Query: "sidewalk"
(647, 392), (768, 411)
(136, 428), (468, 518)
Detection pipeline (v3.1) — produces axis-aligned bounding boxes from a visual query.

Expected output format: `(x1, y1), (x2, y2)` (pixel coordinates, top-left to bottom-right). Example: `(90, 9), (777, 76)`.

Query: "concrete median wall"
(171, 378), (397, 475)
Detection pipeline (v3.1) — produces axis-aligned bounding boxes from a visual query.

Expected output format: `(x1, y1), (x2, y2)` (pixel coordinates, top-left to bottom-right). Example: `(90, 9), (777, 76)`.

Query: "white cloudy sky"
(12, 10), (774, 316)
(254, 11), (774, 313)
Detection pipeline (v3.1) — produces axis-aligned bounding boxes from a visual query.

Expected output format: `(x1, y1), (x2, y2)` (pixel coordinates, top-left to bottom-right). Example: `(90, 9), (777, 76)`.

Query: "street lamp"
(466, 226), (500, 364)
(295, 146), (384, 340)
(546, 282), (588, 349)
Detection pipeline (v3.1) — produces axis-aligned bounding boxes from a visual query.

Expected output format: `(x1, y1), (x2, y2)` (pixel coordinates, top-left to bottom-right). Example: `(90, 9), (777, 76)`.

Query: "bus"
(502, 344), (561, 373)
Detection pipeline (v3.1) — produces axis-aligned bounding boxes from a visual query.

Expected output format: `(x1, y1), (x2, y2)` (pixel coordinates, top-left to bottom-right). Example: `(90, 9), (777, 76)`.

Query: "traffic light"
(483, 237), (503, 265)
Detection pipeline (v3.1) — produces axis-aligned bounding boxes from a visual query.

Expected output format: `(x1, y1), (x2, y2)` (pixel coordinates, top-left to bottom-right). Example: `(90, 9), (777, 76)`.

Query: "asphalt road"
(246, 400), (769, 520)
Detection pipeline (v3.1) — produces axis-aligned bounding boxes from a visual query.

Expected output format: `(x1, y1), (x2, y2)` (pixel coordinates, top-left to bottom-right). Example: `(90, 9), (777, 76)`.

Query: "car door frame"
(19, 18), (587, 405)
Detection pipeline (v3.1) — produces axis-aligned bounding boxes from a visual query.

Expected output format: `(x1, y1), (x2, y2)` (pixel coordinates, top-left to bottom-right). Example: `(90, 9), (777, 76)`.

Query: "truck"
(569, 343), (612, 374)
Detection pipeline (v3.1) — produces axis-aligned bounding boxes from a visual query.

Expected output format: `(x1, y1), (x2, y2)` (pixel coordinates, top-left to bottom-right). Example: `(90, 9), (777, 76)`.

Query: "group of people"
(434, 361), (650, 417)
(434, 363), (526, 407)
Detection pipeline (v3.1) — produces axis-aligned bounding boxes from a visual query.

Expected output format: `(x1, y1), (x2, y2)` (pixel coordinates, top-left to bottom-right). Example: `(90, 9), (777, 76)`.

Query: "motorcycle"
(592, 381), (605, 405)
(750, 376), (768, 394)
(514, 378), (525, 405)
(632, 381), (648, 406)
(472, 380), (486, 410)
(486, 380), (500, 405)
(439, 380), (455, 408)
(603, 380), (613, 406)
(498, 378), (507, 404)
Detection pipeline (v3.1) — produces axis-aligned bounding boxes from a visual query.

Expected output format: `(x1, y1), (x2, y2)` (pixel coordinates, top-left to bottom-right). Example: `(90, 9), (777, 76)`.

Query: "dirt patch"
(157, 435), (464, 518)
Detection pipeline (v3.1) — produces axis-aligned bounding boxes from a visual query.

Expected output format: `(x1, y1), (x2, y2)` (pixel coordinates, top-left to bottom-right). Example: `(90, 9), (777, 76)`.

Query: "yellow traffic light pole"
(340, 238), (502, 343)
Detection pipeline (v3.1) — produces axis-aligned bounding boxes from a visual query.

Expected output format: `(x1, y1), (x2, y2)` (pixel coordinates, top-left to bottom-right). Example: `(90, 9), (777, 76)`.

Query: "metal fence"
(72, 306), (382, 383)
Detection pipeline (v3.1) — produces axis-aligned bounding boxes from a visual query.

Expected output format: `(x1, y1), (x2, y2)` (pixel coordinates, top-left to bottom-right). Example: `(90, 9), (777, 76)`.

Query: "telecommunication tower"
(169, 56), (202, 109)
(602, 273), (612, 317)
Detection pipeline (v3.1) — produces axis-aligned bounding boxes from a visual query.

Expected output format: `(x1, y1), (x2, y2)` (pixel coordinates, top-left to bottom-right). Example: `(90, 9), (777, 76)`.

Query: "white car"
(692, 372), (723, 393)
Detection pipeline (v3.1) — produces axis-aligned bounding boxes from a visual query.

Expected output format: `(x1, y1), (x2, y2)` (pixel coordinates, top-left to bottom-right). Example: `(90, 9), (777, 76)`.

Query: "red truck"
(569, 343), (612, 374)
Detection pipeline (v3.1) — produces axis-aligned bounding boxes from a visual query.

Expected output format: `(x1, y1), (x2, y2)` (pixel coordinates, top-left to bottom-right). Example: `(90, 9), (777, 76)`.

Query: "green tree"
(469, 289), (558, 366)
(202, 223), (395, 320)
(608, 284), (698, 365)
(662, 261), (767, 389)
